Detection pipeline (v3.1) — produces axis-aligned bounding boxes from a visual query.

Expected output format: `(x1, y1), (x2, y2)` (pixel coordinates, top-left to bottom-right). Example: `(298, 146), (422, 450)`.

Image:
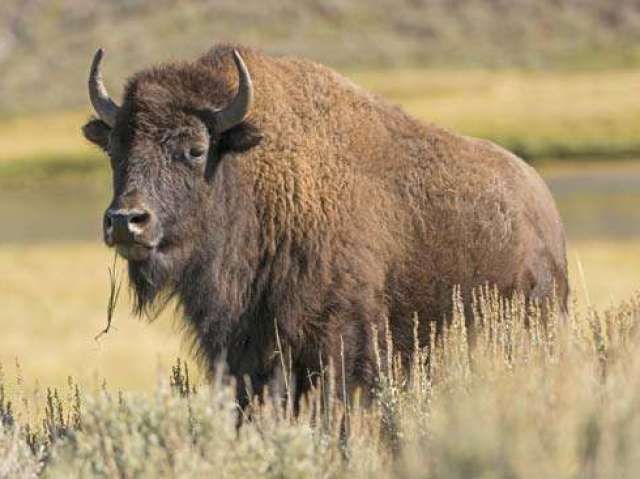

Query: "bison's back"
(227, 45), (568, 316)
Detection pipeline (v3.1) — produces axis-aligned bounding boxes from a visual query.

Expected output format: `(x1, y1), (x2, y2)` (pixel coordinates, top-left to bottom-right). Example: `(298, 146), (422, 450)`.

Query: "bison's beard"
(128, 251), (175, 317)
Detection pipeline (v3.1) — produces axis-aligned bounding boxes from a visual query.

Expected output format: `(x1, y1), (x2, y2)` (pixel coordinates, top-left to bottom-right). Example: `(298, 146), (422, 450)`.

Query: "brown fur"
(83, 44), (568, 407)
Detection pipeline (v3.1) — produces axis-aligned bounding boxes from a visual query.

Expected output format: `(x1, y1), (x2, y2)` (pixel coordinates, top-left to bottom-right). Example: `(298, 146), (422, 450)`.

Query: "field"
(2, 64), (640, 476)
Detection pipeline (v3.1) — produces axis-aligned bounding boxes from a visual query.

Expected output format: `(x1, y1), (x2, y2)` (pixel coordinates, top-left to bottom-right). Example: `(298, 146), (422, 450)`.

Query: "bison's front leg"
(310, 298), (390, 411)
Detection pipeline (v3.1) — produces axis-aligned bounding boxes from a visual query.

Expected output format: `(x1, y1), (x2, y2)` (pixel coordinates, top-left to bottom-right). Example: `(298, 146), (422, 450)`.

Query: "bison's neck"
(174, 157), (266, 363)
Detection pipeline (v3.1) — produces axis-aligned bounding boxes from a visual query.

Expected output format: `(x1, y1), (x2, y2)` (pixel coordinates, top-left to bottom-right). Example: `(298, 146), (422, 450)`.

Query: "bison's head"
(82, 48), (262, 312)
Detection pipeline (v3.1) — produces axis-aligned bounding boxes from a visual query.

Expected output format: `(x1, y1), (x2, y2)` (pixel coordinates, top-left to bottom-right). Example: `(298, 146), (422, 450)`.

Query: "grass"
(0, 111), (94, 164)
(2, 282), (640, 477)
(0, 243), (183, 392)
(0, 110), (105, 187)
(1, 68), (639, 186)
(352, 68), (640, 161)
(570, 240), (640, 307)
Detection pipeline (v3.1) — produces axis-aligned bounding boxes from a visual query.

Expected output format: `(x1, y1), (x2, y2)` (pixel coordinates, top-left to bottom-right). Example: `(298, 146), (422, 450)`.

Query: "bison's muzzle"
(104, 205), (161, 261)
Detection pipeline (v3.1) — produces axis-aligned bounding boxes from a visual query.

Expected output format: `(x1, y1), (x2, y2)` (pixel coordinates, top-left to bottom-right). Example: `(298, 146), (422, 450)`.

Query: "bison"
(83, 44), (568, 407)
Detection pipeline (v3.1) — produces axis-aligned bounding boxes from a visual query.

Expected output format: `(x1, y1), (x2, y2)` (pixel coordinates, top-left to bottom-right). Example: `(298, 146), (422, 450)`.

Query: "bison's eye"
(186, 146), (207, 162)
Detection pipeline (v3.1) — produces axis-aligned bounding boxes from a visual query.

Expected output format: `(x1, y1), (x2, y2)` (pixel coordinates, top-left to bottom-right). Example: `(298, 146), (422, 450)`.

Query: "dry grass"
(353, 68), (640, 159)
(0, 243), (182, 392)
(569, 240), (640, 307)
(0, 111), (94, 164)
(2, 281), (640, 477)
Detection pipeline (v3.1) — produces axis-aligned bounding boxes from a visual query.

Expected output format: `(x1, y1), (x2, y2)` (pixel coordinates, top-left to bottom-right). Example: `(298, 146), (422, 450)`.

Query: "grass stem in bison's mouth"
(95, 251), (123, 341)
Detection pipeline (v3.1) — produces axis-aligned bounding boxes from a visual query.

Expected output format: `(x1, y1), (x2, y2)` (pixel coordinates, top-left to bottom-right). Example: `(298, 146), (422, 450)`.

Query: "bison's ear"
(82, 117), (111, 151)
(218, 121), (263, 154)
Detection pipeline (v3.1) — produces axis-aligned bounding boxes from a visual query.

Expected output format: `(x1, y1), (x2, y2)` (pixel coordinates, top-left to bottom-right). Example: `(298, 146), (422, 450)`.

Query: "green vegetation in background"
(3, 0), (640, 115)
(0, 153), (105, 186)
(353, 68), (640, 162)
(0, 111), (106, 186)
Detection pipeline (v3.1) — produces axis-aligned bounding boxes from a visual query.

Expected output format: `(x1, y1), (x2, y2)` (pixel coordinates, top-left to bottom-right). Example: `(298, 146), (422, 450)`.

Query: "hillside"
(2, 0), (640, 115)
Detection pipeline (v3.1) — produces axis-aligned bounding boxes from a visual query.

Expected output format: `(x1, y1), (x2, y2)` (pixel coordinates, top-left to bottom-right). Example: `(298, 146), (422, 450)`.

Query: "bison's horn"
(216, 50), (253, 132)
(88, 48), (119, 128)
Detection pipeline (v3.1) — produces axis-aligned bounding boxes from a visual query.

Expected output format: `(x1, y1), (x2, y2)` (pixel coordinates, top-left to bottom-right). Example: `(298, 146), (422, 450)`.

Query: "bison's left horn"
(216, 50), (253, 132)
(88, 48), (119, 128)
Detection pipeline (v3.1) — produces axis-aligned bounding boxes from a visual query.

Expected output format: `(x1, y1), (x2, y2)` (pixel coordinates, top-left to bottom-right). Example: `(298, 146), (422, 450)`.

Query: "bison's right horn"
(216, 50), (253, 132)
(88, 48), (119, 128)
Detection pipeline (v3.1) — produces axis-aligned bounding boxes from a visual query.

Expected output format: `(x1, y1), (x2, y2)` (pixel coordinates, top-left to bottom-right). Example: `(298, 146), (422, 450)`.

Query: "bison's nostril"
(104, 208), (153, 245)
(129, 212), (150, 226)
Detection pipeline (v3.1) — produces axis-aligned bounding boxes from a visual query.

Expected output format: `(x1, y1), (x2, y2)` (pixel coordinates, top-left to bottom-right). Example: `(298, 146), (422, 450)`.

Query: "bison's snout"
(104, 206), (160, 261)
(105, 208), (149, 241)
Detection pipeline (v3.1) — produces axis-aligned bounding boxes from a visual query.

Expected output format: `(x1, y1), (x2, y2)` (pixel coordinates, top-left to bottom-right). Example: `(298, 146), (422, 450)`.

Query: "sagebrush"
(2, 289), (640, 478)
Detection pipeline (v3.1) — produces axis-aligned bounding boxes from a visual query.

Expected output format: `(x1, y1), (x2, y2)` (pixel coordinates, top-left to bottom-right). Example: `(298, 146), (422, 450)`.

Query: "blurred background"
(1, 0), (639, 390)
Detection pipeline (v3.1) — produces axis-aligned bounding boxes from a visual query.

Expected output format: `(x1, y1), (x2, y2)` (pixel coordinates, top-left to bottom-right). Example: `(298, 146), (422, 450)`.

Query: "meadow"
(2, 66), (640, 476)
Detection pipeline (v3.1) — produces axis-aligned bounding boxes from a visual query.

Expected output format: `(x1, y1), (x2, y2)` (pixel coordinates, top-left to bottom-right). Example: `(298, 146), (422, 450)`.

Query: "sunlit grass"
(0, 243), (183, 392)
(569, 240), (640, 307)
(0, 111), (94, 163)
(352, 68), (640, 159)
